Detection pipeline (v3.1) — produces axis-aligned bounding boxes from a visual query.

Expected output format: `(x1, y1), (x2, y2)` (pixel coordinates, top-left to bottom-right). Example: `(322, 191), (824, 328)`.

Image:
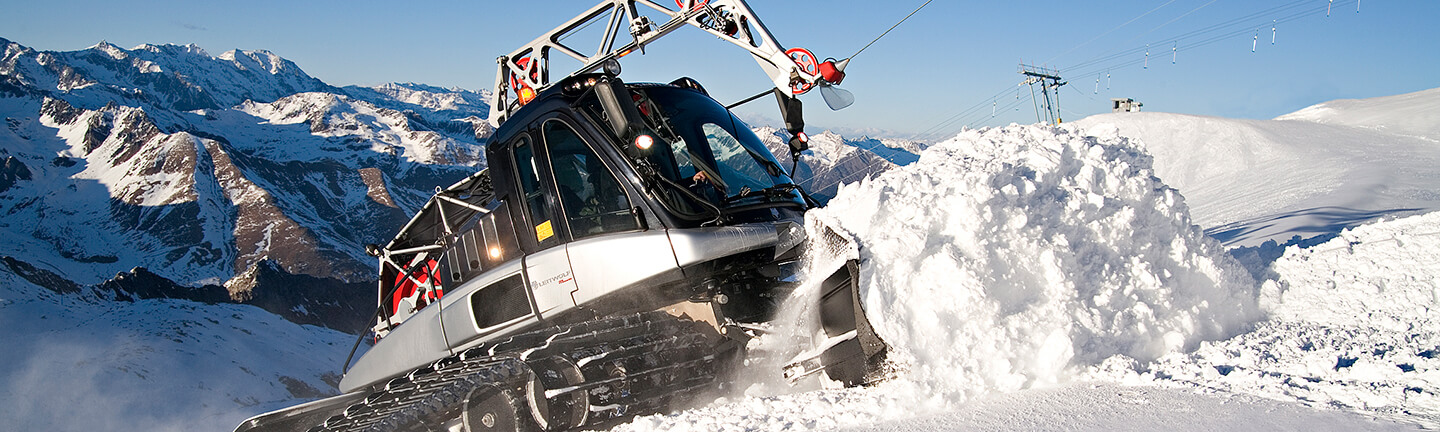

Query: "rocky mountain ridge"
(2, 37), (490, 331)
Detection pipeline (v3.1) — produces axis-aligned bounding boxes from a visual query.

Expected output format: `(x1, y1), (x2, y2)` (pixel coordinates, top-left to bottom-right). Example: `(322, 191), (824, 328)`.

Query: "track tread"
(306, 312), (727, 432)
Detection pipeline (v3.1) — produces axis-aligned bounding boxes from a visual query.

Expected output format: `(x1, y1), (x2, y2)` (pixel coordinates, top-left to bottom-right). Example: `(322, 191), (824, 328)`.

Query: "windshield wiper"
(632, 160), (728, 224)
(722, 183), (798, 203)
(722, 183), (822, 209)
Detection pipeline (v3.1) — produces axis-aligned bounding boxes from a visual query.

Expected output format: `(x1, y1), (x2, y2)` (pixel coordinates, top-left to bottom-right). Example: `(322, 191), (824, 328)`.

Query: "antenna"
(1018, 64), (1067, 125)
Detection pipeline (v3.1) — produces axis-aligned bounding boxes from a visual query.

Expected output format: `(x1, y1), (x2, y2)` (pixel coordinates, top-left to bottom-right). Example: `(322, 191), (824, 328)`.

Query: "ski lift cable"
(1042, 0), (1180, 65)
(912, 84), (1012, 136)
(963, 95), (1033, 131)
(922, 0), (1355, 136)
(949, 1), (1347, 133)
(917, 87), (1032, 142)
(912, 83), (1019, 139)
(931, 90), (1035, 138)
(921, 80), (1056, 142)
(979, 1), (1336, 131)
(1121, 0), (1296, 49)
(1066, 0), (1352, 79)
(1065, 0), (1321, 71)
(1137, 0), (1221, 42)
(809, 156), (904, 193)
(1066, 84), (1098, 102)
(912, 85), (1017, 140)
(849, 0), (934, 61)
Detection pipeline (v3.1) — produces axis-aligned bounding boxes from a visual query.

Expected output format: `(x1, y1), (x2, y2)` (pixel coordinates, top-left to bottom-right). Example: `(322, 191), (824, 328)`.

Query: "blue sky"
(2, 0), (1436, 139)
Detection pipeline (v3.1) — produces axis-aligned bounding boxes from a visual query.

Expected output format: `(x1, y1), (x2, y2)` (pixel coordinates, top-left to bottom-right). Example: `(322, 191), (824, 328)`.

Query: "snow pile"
(619, 123), (1264, 431)
(816, 123), (1260, 399)
(1263, 211), (1440, 327)
(1103, 211), (1440, 427)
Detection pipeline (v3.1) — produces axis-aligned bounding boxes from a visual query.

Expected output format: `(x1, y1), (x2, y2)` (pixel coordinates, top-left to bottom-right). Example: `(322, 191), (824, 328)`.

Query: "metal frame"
(372, 170), (499, 333)
(488, 0), (818, 127)
(1019, 64), (1066, 125)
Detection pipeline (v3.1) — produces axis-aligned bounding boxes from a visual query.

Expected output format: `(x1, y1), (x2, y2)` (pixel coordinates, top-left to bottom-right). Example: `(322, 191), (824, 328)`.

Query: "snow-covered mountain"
(1, 37), (493, 330)
(757, 127), (919, 202)
(0, 264), (355, 432)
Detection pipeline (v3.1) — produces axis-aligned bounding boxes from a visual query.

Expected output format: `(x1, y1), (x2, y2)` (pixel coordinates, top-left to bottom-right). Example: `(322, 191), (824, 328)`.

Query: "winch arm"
(487, 0), (821, 128)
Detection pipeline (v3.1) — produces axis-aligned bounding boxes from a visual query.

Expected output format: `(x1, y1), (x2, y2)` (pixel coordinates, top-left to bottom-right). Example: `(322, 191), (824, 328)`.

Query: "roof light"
(635, 134), (654, 151)
(788, 131), (809, 153)
(518, 86), (536, 105)
(602, 59), (622, 76)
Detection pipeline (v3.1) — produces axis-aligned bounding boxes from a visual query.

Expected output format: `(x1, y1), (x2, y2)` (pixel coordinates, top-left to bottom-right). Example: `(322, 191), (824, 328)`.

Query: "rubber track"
(307, 312), (724, 432)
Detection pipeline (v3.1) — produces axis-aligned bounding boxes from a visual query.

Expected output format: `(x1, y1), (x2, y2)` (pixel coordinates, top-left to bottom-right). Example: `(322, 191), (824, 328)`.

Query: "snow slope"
(1072, 89), (1440, 248)
(1124, 211), (1440, 426)
(1277, 87), (1440, 140)
(0, 264), (355, 432)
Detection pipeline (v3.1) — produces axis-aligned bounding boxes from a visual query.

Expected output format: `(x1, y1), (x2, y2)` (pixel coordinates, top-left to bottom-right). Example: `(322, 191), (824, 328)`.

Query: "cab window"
(512, 135), (559, 248)
(542, 119), (639, 239)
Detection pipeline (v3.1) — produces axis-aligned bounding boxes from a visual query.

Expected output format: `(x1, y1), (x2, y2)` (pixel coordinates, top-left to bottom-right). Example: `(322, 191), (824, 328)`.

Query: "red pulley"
(785, 48), (819, 94)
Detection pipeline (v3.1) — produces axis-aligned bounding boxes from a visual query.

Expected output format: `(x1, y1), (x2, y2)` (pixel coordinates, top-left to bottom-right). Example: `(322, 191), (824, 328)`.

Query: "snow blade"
(787, 258), (888, 385)
(784, 221), (889, 386)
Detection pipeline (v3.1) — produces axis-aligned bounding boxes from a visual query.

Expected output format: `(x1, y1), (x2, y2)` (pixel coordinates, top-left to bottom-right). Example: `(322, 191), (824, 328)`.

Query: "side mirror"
(594, 77), (645, 142)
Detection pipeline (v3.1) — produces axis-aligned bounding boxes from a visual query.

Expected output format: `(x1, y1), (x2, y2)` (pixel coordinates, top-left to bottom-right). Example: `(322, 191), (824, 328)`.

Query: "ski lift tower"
(1019, 64), (1066, 124)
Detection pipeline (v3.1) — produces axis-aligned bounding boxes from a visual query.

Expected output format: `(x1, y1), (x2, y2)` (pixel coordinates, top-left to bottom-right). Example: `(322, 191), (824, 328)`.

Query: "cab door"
(540, 117), (679, 307)
(509, 130), (580, 318)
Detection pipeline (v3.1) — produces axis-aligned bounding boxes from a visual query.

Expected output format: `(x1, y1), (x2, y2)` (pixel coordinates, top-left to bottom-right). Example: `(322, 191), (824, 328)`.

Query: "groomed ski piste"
(3, 88), (1439, 431)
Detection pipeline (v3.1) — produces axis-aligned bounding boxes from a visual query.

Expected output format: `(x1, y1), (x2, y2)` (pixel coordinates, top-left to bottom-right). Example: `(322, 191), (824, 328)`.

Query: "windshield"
(623, 86), (802, 217)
